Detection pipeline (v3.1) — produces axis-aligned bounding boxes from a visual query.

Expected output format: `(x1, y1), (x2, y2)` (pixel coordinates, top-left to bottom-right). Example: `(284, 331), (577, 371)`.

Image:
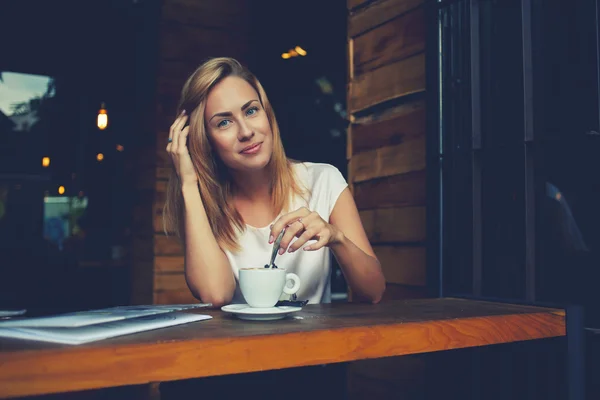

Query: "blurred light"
(281, 53), (291, 59)
(97, 102), (108, 130)
(97, 153), (104, 161)
(42, 157), (50, 167)
(78, 191), (84, 197)
(289, 49), (298, 57)
(116, 144), (124, 152)
(58, 186), (65, 195)
(295, 46), (307, 56)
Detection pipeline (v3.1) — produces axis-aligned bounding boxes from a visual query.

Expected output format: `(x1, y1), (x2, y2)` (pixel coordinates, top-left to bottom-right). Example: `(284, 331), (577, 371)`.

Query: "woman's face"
(204, 76), (273, 172)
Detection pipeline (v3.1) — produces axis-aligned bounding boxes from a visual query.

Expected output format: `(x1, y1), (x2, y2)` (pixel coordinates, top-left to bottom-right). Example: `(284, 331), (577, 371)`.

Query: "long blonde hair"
(163, 57), (305, 252)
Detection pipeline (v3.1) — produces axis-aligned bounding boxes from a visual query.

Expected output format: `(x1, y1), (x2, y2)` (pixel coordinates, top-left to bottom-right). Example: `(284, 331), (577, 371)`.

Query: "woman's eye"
(246, 106), (259, 116)
(217, 119), (231, 128)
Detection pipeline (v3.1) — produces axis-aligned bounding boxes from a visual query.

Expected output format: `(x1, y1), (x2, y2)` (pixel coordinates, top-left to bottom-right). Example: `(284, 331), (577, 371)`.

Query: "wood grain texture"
(155, 289), (198, 305)
(349, 53), (425, 113)
(351, 98), (425, 155)
(360, 206), (426, 243)
(154, 234), (183, 256)
(0, 299), (566, 398)
(154, 272), (188, 292)
(381, 283), (428, 300)
(348, 0), (372, 11)
(349, 0), (424, 38)
(155, 256), (184, 273)
(374, 245), (426, 285)
(350, 135), (425, 182)
(353, 170), (426, 210)
(354, 7), (425, 76)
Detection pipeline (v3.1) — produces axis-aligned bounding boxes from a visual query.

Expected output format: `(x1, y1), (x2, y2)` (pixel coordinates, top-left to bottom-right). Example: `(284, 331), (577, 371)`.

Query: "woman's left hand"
(270, 207), (344, 255)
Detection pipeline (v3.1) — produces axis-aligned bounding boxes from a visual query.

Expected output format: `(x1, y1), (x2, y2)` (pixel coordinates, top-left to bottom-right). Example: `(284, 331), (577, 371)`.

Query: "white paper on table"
(0, 312), (212, 345)
(0, 303), (211, 328)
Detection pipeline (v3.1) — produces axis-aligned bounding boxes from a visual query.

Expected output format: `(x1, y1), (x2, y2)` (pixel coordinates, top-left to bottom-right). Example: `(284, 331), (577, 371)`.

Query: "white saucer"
(221, 304), (302, 321)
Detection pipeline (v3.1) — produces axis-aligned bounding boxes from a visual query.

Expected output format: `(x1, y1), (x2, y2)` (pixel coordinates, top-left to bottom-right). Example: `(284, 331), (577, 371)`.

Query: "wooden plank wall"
(346, 0), (428, 398)
(131, 0), (254, 305)
(347, 0), (427, 300)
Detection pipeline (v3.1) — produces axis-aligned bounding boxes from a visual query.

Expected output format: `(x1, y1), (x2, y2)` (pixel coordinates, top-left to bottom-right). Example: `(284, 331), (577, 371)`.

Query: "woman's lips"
(240, 142), (262, 154)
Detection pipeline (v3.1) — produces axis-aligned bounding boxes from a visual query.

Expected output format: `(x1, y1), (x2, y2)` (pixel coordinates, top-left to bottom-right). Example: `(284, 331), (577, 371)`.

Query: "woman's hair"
(163, 57), (305, 252)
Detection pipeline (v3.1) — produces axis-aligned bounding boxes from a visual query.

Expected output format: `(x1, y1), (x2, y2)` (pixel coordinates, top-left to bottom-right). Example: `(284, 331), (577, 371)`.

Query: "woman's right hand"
(167, 110), (197, 185)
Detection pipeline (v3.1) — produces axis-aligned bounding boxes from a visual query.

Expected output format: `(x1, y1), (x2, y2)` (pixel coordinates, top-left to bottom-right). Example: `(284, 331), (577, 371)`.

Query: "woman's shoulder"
(291, 161), (347, 191)
(292, 161), (343, 179)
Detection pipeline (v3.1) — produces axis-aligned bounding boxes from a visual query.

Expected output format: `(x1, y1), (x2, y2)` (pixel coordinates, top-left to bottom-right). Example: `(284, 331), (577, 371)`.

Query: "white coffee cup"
(239, 268), (301, 308)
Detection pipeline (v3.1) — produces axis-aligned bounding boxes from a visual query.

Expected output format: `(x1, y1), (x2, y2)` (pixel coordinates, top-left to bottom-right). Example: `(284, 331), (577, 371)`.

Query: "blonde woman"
(163, 57), (385, 308)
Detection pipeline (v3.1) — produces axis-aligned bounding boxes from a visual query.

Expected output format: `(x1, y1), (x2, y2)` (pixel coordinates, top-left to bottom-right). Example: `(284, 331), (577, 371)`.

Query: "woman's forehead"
(205, 76), (258, 114)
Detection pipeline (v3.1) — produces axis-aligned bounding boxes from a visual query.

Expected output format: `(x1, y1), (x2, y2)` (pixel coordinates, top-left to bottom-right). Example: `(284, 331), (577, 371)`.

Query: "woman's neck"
(230, 168), (272, 203)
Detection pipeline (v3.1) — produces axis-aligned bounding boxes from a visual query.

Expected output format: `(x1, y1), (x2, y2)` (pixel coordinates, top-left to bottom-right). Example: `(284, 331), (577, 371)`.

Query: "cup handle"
(283, 273), (301, 295)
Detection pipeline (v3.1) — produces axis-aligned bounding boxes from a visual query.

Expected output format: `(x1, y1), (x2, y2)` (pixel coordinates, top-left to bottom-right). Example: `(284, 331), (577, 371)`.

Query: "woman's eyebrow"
(209, 99), (259, 122)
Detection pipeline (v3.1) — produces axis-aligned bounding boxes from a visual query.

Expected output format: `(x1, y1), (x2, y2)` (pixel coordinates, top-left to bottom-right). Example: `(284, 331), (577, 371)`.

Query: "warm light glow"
(282, 46), (307, 60)
(42, 157), (50, 167)
(96, 153), (104, 161)
(58, 186), (65, 195)
(295, 46), (307, 56)
(116, 144), (124, 152)
(97, 102), (108, 130)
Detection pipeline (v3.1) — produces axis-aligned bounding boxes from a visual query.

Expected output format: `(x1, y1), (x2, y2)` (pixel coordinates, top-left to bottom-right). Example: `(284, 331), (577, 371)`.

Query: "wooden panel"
(349, 52), (425, 113)
(350, 135), (425, 182)
(0, 299), (566, 398)
(161, 0), (251, 31)
(381, 283), (428, 300)
(348, 0), (371, 11)
(154, 234), (183, 256)
(374, 245), (426, 285)
(159, 23), (250, 63)
(354, 7), (425, 76)
(353, 169), (426, 210)
(155, 256), (184, 273)
(352, 101), (425, 155)
(154, 272), (188, 292)
(155, 289), (198, 305)
(360, 206), (425, 243)
(349, 0), (424, 38)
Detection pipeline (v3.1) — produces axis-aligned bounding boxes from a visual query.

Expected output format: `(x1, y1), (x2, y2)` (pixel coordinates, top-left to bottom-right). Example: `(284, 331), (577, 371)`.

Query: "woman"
(163, 57), (385, 308)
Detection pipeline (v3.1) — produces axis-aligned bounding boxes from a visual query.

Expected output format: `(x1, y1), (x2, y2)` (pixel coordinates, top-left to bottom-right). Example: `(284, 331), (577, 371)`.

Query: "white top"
(225, 162), (349, 304)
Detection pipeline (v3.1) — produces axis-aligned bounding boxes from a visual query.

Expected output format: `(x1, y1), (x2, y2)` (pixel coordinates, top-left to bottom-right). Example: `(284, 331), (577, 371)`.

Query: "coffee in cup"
(239, 268), (301, 308)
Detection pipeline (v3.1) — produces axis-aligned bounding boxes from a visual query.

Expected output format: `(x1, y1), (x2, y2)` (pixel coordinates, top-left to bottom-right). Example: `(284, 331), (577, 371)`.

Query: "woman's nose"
(237, 121), (254, 140)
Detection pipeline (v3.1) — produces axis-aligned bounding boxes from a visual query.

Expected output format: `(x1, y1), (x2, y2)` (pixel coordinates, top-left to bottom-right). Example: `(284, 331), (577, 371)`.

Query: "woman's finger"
(270, 207), (310, 243)
(277, 220), (305, 255)
(169, 110), (185, 140)
(288, 227), (319, 252)
(178, 126), (190, 153)
(303, 231), (330, 251)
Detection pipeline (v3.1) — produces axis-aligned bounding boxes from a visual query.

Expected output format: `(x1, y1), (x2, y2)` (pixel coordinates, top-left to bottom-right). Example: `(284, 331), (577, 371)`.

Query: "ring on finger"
(167, 138), (173, 143)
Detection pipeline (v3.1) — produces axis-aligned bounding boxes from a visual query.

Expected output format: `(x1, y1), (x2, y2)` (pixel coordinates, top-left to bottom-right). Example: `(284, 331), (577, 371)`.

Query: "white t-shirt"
(225, 162), (349, 305)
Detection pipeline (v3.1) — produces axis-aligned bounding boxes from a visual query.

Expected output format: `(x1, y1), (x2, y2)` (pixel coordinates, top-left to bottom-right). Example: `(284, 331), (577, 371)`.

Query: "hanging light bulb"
(97, 102), (108, 130)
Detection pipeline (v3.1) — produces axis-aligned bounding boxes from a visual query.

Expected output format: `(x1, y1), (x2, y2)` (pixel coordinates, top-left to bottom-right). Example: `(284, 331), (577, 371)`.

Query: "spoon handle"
(268, 228), (286, 268)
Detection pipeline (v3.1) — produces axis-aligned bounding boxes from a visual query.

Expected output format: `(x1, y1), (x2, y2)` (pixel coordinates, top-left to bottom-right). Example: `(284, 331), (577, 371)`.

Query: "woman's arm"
(167, 111), (235, 307)
(328, 189), (386, 303)
(181, 183), (235, 307)
(271, 188), (385, 304)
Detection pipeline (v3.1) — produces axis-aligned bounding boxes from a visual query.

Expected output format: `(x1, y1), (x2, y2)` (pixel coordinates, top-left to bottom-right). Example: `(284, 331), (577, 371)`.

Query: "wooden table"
(0, 298), (566, 399)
